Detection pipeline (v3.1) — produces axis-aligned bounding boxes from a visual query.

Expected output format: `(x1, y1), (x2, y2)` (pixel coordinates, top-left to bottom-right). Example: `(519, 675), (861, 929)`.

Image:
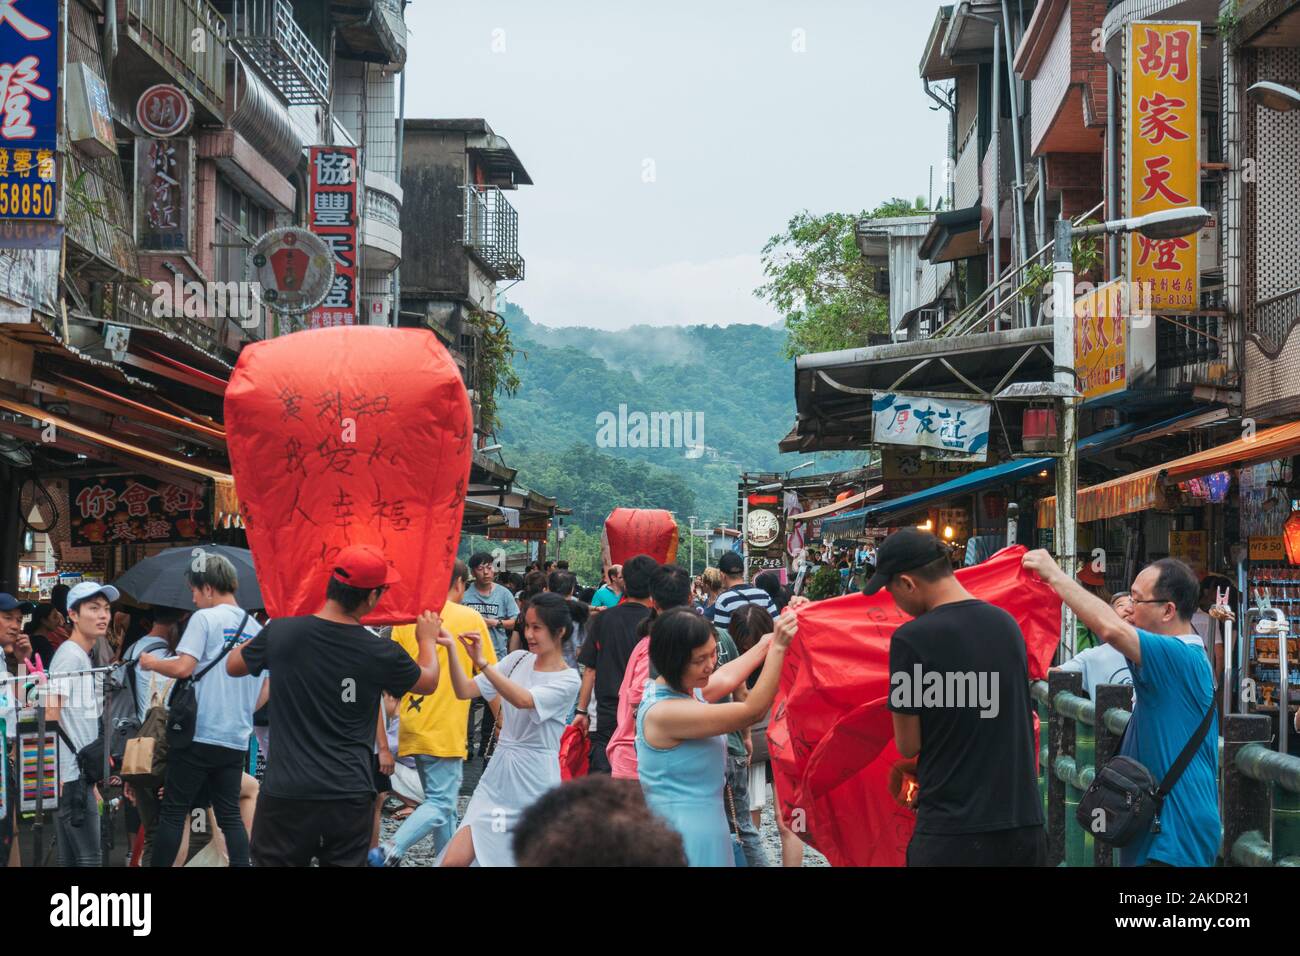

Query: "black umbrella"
(112, 544), (264, 612)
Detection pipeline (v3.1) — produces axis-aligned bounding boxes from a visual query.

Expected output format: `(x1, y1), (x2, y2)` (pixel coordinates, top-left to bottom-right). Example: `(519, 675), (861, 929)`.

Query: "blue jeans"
(726, 754), (770, 867)
(389, 756), (464, 859)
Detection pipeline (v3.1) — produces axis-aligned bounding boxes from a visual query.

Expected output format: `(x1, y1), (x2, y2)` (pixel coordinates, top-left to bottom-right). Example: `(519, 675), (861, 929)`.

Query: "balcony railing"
(1248, 286), (1300, 356)
(224, 0), (330, 106)
(463, 186), (525, 281)
(125, 0), (229, 118)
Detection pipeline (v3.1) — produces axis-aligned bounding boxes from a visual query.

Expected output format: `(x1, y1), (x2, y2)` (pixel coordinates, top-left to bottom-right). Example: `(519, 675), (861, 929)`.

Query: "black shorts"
(372, 755), (390, 794)
(250, 792), (374, 867)
(906, 824), (1047, 867)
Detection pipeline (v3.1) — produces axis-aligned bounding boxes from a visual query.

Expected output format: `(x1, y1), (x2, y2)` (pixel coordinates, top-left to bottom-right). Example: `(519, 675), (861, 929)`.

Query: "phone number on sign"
(0, 181), (56, 218)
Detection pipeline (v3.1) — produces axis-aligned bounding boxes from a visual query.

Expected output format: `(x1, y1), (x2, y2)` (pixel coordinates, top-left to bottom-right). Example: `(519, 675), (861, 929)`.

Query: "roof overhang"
(919, 204), (983, 263)
(920, 6), (959, 80)
(783, 326), (1056, 454)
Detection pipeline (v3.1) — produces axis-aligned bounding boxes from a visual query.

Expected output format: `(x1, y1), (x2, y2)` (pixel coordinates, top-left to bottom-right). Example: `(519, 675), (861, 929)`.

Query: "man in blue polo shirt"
(1023, 551), (1219, 867)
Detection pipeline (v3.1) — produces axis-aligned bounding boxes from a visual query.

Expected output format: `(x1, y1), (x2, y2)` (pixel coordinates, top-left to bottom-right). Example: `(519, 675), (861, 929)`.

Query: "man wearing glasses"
(1022, 551), (1219, 867)
(227, 545), (442, 866)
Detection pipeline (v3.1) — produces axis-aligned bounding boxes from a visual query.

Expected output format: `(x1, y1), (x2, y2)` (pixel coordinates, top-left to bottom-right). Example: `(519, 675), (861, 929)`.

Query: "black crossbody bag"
(166, 612), (250, 750)
(1076, 682), (1217, 848)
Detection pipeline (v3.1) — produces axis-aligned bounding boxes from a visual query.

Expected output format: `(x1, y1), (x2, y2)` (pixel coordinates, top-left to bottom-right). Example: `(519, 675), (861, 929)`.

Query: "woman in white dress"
(439, 591), (581, 866)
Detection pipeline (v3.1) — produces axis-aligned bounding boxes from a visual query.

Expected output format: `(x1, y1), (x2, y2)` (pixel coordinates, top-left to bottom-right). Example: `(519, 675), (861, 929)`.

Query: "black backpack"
(166, 613), (250, 750)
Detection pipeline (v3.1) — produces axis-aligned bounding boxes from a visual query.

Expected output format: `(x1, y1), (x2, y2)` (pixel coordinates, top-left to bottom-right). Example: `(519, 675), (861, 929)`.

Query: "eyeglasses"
(1131, 596), (1171, 605)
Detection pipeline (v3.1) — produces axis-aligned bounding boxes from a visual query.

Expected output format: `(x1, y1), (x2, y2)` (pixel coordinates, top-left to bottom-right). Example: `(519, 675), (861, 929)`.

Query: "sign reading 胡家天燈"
(0, 0), (58, 221)
(872, 392), (991, 462)
(307, 146), (359, 328)
(1127, 20), (1199, 313)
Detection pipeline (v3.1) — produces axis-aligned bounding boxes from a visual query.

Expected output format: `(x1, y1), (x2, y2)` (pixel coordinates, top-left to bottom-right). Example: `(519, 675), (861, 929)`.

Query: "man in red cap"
(228, 545), (443, 866)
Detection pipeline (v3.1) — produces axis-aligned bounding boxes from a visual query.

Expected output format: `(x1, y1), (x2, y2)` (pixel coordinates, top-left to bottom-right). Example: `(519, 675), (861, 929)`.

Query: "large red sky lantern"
(768, 546), (1060, 866)
(603, 508), (679, 567)
(224, 326), (472, 624)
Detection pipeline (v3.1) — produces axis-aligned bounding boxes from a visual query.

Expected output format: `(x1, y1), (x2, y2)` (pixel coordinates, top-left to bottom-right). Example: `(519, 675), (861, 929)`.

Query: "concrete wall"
(400, 128), (471, 301)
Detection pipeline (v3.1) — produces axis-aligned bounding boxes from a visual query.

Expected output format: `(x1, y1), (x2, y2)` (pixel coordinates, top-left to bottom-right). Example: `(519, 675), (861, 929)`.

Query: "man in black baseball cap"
(861, 528), (953, 603)
(874, 528), (1045, 867)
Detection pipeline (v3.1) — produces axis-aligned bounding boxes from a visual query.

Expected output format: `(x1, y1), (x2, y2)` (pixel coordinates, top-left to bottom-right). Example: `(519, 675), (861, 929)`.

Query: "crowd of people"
(0, 528), (1271, 868)
(0, 545), (807, 868)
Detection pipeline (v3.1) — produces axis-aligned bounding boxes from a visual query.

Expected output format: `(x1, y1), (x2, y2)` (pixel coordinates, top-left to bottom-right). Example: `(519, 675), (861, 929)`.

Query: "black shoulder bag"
(166, 612), (250, 750)
(1076, 683), (1217, 848)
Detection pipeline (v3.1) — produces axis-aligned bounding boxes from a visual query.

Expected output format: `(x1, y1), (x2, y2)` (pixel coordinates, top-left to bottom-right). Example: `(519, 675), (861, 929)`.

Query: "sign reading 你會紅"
(1126, 21), (1199, 313)
(69, 476), (209, 546)
(0, 0), (58, 221)
(307, 146), (358, 328)
(872, 392), (990, 461)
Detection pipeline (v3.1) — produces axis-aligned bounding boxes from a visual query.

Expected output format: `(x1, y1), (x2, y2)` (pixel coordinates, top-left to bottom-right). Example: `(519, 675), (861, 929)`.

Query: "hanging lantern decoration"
(1021, 402), (1061, 454)
(1283, 509), (1300, 565)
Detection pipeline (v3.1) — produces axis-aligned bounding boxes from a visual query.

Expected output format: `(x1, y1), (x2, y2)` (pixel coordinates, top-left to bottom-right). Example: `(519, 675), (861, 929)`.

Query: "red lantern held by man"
(603, 508), (679, 566)
(224, 326), (472, 624)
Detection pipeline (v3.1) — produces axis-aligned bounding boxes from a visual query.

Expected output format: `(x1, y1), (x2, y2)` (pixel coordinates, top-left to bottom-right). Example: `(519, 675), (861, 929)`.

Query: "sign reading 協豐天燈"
(0, 0), (59, 221)
(307, 146), (359, 328)
(872, 392), (990, 461)
(1127, 20), (1200, 313)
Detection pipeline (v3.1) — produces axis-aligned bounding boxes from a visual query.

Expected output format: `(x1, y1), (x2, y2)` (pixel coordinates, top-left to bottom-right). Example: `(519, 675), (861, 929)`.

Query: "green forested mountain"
(496, 302), (861, 525)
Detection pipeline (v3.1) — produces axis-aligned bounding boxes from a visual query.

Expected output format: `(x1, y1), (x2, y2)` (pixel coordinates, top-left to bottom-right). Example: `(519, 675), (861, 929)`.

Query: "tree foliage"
(756, 197), (930, 359)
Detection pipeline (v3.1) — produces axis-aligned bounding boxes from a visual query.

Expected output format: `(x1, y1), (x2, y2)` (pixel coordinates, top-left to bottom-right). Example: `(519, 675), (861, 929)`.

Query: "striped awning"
(1039, 419), (1300, 527)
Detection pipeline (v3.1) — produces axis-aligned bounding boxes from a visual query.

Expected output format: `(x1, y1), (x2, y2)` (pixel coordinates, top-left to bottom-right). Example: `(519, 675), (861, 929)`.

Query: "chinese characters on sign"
(69, 476), (210, 546)
(307, 146), (358, 328)
(1127, 21), (1199, 312)
(1075, 279), (1126, 401)
(135, 136), (193, 251)
(0, 0), (57, 221)
(872, 392), (991, 461)
(135, 84), (192, 138)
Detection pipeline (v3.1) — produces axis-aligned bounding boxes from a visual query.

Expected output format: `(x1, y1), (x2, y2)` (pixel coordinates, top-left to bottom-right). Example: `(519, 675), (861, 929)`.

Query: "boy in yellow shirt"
(371, 561), (498, 865)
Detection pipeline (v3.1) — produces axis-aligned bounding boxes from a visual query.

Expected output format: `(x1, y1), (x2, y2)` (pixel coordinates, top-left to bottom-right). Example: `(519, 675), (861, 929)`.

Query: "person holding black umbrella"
(140, 553), (265, 868)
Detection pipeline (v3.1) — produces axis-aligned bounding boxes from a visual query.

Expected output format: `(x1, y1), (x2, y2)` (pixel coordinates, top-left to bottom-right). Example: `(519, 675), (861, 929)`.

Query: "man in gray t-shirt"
(462, 553), (519, 657)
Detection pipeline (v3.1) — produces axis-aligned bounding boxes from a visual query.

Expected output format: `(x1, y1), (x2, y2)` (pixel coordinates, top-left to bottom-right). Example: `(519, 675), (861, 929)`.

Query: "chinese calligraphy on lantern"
(1127, 21), (1199, 312)
(307, 146), (358, 327)
(872, 392), (991, 461)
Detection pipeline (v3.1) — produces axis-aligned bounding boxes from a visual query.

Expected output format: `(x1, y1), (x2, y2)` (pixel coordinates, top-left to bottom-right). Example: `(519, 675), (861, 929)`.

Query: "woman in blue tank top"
(636, 608), (795, 866)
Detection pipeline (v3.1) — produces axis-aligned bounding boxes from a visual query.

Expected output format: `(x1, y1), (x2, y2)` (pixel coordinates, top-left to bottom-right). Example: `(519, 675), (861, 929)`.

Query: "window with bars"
(214, 176), (271, 283)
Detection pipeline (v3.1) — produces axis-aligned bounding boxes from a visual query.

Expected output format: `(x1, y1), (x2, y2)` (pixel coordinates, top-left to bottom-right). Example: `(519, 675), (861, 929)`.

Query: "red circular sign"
(136, 85), (193, 137)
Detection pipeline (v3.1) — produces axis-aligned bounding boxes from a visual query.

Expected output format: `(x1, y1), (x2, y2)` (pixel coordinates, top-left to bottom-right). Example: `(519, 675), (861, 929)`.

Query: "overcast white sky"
(404, 2), (948, 330)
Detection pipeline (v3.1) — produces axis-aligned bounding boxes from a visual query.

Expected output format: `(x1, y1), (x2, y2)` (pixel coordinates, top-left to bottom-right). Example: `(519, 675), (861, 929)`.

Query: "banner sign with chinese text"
(0, 0), (58, 220)
(307, 146), (358, 327)
(1127, 21), (1199, 312)
(135, 137), (194, 252)
(881, 449), (978, 496)
(69, 476), (209, 546)
(872, 392), (990, 461)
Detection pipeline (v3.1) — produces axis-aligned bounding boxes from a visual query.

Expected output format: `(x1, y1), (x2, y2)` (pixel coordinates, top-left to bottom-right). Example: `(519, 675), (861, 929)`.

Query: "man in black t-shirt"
(228, 545), (442, 866)
(572, 554), (657, 774)
(866, 529), (1044, 867)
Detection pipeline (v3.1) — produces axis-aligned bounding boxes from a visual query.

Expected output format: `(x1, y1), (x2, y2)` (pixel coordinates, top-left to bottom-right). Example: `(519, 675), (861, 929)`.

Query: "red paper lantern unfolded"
(1284, 510), (1300, 565)
(603, 508), (679, 567)
(224, 326), (472, 624)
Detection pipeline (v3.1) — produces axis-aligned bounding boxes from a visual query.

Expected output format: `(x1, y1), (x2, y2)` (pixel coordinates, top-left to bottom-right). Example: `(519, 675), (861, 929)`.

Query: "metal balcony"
(124, 0), (229, 119)
(462, 185), (525, 282)
(223, 0), (330, 106)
